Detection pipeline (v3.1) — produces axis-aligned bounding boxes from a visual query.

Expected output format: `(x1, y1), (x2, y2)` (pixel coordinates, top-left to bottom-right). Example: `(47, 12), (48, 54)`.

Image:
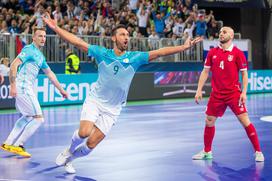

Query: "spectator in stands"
(136, 1), (150, 37)
(152, 5), (170, 38)
(101, 26), (111, 37)
(20, 0), (35, 14)
(8, 19), (20, 34)
(5, 12), (12, 27)
(195, 13), (207, 37)
(183, 22), (195, 39)
(65, 3), (75, 20)
(65, 48), (80, 74)
(164, 23), (173, 38)
(207, 20), (219, 40)
(30, 3), (45, 28)
(0, 21), (10, 34)
(172, 17), (185, 38)
(128, 0), (139, 14)
(148, 29), (159, 50)
(52, 6), (63, 22)
(0, 57), (10, 76)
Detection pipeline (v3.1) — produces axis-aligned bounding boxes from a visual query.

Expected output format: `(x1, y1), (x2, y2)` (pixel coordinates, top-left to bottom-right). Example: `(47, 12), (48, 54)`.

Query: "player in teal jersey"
(43, 13), (202, 173)
(0, 27), (68, 157)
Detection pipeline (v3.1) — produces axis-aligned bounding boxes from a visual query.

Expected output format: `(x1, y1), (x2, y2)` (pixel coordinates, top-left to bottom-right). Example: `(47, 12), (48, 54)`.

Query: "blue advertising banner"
(37, 73), (98, 106)
(247, 70), (272, 93)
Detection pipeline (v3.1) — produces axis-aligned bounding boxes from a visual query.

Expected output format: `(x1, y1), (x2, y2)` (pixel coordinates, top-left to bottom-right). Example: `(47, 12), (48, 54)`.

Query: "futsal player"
(42, 12), (203, 174)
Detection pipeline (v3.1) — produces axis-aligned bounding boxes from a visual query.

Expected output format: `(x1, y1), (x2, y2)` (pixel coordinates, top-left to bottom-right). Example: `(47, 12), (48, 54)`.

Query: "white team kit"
(16, 43), (49, 116)
(81, 45), (149, 134)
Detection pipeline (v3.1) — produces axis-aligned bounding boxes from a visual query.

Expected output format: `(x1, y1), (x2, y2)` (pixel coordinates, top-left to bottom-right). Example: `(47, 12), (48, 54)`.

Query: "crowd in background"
(0, 0), (223, 40)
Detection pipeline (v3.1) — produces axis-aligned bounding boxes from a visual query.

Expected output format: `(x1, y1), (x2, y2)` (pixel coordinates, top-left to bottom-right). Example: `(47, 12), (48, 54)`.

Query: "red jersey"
(204, 44), (248, 95)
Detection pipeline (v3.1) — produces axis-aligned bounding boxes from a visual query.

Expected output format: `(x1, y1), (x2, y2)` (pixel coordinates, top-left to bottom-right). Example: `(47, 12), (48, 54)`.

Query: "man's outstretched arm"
(148, 37), (203, 61)
(43, 68), (68, 98)
(42, 12), (89, 52)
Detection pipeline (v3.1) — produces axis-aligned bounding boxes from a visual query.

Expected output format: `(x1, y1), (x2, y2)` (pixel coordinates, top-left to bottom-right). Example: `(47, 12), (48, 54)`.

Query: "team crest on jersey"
(123, 58), (129, 63)
(20, 52), (26, 57)
(228, 55), (234, 62)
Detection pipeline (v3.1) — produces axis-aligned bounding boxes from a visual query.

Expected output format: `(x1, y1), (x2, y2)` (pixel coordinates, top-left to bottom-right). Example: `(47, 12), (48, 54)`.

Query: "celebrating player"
(42, 12), (202, 174)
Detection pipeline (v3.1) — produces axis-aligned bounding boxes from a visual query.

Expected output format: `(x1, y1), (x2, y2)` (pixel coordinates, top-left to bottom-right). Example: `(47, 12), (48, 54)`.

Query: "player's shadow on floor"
(34, 165), (59, 174)
(34, 166), (96, 181)
(55, 174), (96, 181)
(192, 160), (264, 181)
(1, 154), (18, 158)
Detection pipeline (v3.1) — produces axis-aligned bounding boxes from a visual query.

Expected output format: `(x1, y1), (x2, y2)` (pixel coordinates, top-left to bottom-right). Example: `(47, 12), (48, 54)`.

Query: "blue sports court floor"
(0, 94), (272, 181)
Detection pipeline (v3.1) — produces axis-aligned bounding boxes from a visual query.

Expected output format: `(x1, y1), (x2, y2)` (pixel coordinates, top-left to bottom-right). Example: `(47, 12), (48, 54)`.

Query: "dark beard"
(116, 41), (127, 52)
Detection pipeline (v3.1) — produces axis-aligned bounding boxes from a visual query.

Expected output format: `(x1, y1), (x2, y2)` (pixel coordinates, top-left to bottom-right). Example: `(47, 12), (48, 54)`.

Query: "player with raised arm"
(42, 13), (203, 173)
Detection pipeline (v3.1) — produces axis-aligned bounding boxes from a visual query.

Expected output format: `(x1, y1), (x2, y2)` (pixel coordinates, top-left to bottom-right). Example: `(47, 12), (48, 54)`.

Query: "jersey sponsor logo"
(212, 55), (217, 59)
(123, 58), (129, 63)
(228, 55), (234, 62)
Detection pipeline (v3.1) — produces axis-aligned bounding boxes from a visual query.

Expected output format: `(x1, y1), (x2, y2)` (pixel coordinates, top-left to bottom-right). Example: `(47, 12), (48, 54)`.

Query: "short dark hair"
(112, 24), (127, 36)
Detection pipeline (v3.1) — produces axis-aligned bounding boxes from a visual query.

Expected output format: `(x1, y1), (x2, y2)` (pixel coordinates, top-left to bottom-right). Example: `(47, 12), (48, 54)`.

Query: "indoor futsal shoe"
(255, 151), (265, 162)
(192, 150), (213, 160)
(0, 144), (13, 153)
(56, 148), (72, 166)
(9, 145), (31, 157)
(65, 162), (76, 174)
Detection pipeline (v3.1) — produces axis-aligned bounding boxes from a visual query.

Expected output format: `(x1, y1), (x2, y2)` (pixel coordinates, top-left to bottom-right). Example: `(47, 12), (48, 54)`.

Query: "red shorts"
(205, 92), (247, 117)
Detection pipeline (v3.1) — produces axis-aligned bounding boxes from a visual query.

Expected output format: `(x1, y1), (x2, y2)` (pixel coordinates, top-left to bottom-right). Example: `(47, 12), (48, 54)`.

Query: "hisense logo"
(36, 78), (89, 102)
(248, 72), (272, 91)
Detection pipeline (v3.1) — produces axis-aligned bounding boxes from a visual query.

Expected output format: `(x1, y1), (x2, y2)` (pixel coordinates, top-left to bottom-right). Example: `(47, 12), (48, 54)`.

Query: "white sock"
(14, 118), (43, 146)
(70, 143), (92, 162)
(69, 130), (85, 153)
(4, 116), (31, 145)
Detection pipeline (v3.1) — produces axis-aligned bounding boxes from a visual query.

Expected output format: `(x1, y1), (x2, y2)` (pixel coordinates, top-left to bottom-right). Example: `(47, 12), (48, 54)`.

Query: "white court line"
(260, 116), (272, 122)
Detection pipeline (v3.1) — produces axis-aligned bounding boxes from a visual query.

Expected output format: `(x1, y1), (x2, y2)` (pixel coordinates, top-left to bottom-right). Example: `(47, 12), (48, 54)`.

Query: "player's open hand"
(239, 92), (247, 106)
(195, 90), (203, 104)
(184, 36), (203, 49)
(0, 74), (4, 84)
(42, 12), (58, 30)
